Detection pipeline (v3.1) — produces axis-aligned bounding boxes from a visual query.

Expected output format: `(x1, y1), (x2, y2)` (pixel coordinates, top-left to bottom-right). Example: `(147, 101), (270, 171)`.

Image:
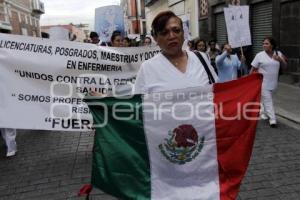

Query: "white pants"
(1, 128), (17, 153)
(261, 89), (276, 124)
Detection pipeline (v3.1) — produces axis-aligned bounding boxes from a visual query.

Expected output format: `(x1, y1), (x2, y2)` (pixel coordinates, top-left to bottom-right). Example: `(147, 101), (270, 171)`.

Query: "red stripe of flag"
(214, 74), (263, 200)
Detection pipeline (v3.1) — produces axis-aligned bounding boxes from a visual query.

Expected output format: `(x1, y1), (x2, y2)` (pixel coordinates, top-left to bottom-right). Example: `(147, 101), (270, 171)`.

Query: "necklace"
(170, 59), (181, 67)
(163, 51), (186, 67)
(265, 50), (273, 58)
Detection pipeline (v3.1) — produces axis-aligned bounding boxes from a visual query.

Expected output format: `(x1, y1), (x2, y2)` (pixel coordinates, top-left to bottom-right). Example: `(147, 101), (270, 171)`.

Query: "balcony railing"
(32, 0), (45, 14)
(0, 21), (12, 31)
(0, 4), (11, 30)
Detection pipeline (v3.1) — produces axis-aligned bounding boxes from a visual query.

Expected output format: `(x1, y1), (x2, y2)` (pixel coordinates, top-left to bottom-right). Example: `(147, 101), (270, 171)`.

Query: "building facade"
(200, 0), (300, 79)
(145, 0), (199, 39)
(121, 0), (147, 36)
(0, 0), (44, 36)
(122, 0), (300, 82)
(41, 24), (87, 42)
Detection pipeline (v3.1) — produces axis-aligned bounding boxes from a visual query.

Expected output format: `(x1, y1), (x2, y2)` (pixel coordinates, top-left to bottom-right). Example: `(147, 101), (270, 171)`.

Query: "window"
(18, 12), (21, 21)
(8, 6), (12, 18)
(21, 27), (28, 35)
(26, 15), (29, 24)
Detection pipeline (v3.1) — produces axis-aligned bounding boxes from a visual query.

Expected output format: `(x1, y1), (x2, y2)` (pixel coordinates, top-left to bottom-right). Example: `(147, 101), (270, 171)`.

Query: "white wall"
(145, 1), (169, 35)
(145, 0), (199, 39)
(185, 0), (198, 39)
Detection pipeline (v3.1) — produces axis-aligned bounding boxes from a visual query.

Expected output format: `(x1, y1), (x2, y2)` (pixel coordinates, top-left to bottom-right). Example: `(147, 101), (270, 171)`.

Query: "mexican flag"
(84, 74), (262, 200)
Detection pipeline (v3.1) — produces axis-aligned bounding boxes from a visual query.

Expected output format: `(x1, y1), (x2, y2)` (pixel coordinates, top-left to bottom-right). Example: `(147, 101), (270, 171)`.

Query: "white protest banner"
(0, 33), (160, 131)
(95, 5), (125, 42)
(179, 14), (191, 40)
(224, 6), (251, 48)
(48, 26), (70, 41)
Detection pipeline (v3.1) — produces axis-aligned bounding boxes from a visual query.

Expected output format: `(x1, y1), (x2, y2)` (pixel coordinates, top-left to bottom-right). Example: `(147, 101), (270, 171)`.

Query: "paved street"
(0, 120), (299, 200)
(1, 0), (300, 199)
(274, 83), (300, 124)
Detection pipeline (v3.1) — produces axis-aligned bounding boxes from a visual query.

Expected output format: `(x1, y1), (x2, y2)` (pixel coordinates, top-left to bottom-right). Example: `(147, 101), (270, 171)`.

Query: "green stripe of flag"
(86, 95), (151, 200)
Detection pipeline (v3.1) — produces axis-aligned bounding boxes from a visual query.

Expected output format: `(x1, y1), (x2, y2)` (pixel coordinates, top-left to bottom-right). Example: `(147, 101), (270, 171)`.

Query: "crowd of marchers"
(1, 10), (288, 158)
(86, 30), (153, 48)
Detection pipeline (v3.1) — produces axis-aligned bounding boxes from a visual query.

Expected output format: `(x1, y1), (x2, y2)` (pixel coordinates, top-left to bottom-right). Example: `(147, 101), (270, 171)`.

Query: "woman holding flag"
(83, 10), (263, 200)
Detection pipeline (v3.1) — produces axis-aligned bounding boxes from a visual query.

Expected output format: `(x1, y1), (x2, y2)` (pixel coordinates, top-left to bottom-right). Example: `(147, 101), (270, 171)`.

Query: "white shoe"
(269, 119), (277, 125)
(260, 114), (268, 120)
(6, 150), (17, 157)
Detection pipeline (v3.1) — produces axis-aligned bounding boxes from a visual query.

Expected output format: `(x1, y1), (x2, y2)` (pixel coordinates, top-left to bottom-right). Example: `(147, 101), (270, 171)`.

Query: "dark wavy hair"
(194, 39), (207, 52)
(89, 31), (98, 39)
(111, 30), (122, 43)
(220, 43), (230, 51)
(263, 36), (277, 50)
(151, 11), (182, 37)
(208, 39), (217, 45)
(144, 36), (152, 42)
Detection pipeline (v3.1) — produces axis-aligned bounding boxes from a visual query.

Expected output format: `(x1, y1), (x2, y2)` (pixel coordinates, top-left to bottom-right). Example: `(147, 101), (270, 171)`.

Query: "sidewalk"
(274, 82), (300, 124)
(0, 131), (113, 200)
(1, 123), (300, 200)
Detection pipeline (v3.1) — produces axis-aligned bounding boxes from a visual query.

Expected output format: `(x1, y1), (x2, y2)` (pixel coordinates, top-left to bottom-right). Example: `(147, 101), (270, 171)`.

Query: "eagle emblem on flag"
(159, 124), (205, 165)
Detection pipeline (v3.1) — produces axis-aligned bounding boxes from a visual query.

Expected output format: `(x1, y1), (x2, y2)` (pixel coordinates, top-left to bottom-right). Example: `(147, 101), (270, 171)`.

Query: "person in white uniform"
(135, 11), (218, 94)
(251, 36), (287, 128)
(1, 128), (17, 157)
